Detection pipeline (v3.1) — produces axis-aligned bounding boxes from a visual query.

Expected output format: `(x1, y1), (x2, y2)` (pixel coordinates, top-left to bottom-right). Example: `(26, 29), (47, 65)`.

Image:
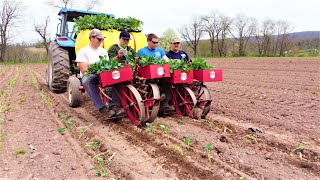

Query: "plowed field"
(0, 57), (319, 179)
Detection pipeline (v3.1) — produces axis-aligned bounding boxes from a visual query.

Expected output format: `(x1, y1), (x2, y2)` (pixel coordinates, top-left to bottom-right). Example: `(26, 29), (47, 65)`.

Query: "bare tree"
(275, 20), (293, 56)
(215, 15), (232, 57)
(202, 10), (219, 56)
(230, 14), (256, 56)
(48, 0), (101, 10)
(254, 19), (275, 56)
(34, 16), (50, 54)
(0, 0), (22, 62)
(179, 17), (204, 57)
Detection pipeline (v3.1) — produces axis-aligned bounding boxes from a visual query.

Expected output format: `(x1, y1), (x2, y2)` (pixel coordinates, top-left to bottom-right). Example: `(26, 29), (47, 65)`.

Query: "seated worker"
(137, 33), (169, 61)
(75, 29), (108, 118)
(108, 30), (136, 63)
(138, 33), (174, 111)
(106, 30), (136, 118)
(166, 37), (190, 62)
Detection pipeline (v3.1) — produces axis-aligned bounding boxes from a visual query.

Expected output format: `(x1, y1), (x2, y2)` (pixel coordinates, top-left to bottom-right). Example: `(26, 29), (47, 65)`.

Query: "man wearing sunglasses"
(106, 30), (136, 118)
(75, 29), (109, 119)
(137, 33), (169, 61)
(166, 37), (190, 62)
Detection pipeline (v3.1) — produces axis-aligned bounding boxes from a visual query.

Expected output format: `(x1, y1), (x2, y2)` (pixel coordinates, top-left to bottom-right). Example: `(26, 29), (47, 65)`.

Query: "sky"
(11, 0), (320, 44)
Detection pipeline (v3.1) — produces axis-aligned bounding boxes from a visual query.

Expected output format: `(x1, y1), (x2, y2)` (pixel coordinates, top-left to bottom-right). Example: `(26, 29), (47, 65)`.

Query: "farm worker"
(138, 33), (174, 112)
(166, 37), (190, 62)
(105, 31), (136, 118)
(108, 30), (136, 63)
(75, 29), (109, 118)
(137, 33), (169, 61)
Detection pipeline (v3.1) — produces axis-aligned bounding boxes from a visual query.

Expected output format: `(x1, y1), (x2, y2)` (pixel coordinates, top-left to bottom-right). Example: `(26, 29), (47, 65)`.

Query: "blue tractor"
(45, 8), (114, 93)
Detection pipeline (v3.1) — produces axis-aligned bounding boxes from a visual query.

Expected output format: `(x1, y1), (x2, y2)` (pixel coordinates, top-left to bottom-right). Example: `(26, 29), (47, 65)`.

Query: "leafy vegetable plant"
(168, 59), (193, 73)
(84, 56), (124, 76)
(74, 14), (143, 32)
(138, 56), (166, 67)
(190, 58), (214, 70)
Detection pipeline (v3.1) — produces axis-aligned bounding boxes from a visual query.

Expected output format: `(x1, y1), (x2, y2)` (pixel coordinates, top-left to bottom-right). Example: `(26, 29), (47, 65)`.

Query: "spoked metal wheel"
(172, 86), (197, 117)
(144, 83), (160, 123)
(67, 76), (82, 107)
(193, 86), (211, 119)
(120, 85), (146, 126)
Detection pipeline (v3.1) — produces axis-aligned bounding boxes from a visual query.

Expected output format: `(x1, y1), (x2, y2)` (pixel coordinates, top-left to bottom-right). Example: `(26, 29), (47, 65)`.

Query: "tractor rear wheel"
(47, 41), (70, 93)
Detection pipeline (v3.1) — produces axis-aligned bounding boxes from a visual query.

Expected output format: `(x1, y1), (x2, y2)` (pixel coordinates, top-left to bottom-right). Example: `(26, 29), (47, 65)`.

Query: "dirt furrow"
(0, 66), (94, 179)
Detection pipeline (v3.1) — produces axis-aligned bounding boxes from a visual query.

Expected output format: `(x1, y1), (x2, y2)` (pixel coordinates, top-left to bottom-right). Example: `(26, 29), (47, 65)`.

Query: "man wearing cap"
(166, 37), (190, 62)
(137, 33), (169, 61)
(108, 30), (136, 63)
(75, 29), (109, 118)
(106, 30), (136, 118)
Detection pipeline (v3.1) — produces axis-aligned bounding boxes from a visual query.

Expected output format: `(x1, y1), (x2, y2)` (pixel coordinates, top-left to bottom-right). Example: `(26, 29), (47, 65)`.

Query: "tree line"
(174, 10), (298, 57)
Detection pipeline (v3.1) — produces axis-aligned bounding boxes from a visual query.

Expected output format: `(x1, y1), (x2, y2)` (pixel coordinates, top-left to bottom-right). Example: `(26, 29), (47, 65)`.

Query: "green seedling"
(110, 177), (115, 180)
(58, 128), (65, 135)
(171, 144), (183, 154)
(291, 143), (304, 159)
(66, 117), (73, 129)
(94, 157), (108, 177)
(40, 89), (52, 107)
(145, 122), (153, 133)
(177, 121), (185, 125)
(0, 131), (7, 135)
(205, 143), (213, 162)
(184, 135), (191, 146)
(85, 141), (101, 150)
(239, 176), (247, 180)
(244, 134), (257, 143)
(158, 124), (170, 135)
(107, 162), (113, 168)
(13, 148), (27, 158)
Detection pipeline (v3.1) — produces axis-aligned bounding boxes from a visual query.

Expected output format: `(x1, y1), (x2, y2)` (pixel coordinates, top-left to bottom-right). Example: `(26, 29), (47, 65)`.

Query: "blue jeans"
(82, 74), (121, 110)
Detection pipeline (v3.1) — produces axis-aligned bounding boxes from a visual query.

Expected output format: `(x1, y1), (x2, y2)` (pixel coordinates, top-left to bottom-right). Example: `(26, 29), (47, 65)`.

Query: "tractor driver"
(75, 29), (109, 119)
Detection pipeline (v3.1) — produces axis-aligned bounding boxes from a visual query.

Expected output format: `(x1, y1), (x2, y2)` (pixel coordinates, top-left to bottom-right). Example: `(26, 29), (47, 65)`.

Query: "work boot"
(114, 106), (126, 116)
(99, 106), (108, 119)
(165, 105), (175, 112)
(108, 106), (117, 118)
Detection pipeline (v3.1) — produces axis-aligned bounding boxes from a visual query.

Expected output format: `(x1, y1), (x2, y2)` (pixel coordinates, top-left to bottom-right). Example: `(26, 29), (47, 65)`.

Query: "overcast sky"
(12, 0), (320, 44)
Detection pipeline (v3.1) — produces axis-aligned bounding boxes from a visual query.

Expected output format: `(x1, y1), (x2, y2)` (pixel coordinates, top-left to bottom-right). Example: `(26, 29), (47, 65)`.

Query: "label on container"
(210, 71), (215, 79)
(157, 67), (164, 76)
(112, 70), (120, 80)
(180, 72), (187, 81)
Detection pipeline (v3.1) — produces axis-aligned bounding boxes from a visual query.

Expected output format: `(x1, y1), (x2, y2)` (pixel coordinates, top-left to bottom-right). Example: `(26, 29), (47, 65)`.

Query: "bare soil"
(0, 57), (319, 180)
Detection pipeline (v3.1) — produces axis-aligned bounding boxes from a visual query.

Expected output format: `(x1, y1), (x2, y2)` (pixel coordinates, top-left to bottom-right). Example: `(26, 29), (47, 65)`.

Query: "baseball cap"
(89, 29), (105, 39)
(119, 30), (131, 40)
(171, 37), (181, 43)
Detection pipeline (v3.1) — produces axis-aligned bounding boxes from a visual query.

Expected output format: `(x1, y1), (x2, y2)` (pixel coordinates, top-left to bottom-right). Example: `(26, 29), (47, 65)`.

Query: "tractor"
(45, 8), (146, 93)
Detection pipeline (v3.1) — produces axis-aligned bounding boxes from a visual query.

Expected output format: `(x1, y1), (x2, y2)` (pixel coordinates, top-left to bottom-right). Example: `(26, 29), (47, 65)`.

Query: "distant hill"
(288, 31), (320, 39)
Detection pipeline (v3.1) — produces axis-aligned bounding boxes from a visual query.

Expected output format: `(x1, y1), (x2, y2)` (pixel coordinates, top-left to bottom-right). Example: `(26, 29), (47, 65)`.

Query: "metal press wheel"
(173, 86), (197, 118)
(193, 86), (211, 119)
(120, 85), (146, 126)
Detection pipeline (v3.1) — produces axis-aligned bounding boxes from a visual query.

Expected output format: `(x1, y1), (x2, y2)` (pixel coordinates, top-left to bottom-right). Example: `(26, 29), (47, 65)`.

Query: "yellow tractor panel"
(75, 29), (147, 55)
